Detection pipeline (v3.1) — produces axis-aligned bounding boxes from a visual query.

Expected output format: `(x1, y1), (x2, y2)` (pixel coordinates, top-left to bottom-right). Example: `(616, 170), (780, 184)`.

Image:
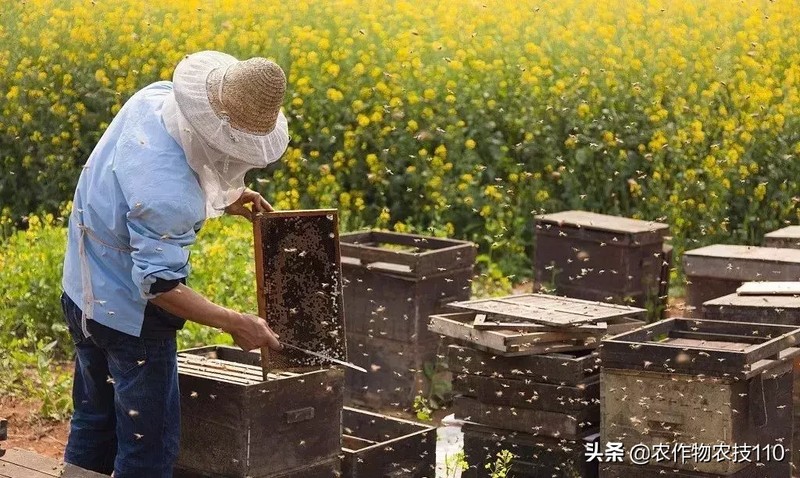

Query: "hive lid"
(736, 281), (800, 296)
(704, 292), (800, 309)
(253, 210), (347, 367)
(534, 210), (669, 237)
(447, 293), (646, 326)
(764, 225), (800, 239)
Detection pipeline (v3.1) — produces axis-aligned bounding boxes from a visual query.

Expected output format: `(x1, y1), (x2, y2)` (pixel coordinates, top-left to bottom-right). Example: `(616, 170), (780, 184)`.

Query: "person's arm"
(151, 283), (281, 351)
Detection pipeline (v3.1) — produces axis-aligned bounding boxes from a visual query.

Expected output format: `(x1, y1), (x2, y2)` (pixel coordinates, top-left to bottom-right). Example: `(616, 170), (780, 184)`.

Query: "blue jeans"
(61, 293), (180, 477)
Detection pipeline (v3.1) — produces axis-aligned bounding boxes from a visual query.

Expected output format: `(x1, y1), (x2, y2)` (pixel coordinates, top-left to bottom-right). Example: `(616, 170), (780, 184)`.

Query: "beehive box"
(703, 291), (800, 475)
(448, 343), (601, 439)
(0, 448), (107, 478)
(461, 424), (599, 478)
(447, 344), (600, 385)
(341, 407), (436, 478)
(533, 210), (669, 315)
(703, 291), (800, 324)
(682, 245), (800, 317)
(764, 226), (800, 249)
(339, 230), (476, 409)
(601, 318), (800, 476)
(176, 210), (347, 477)
(174, 346), (344, 477)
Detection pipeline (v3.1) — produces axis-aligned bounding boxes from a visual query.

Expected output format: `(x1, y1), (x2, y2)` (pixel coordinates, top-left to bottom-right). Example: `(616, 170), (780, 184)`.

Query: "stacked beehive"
(704, 282), (800, 475)
(533, 210), (671, 319)
(430, 294), (647, 478)
(601, 317), (800, 478)
(339, 231), (476, 410)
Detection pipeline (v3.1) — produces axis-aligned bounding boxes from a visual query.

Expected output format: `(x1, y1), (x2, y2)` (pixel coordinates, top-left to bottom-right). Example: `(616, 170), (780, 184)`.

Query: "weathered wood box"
(601, 318), (800, 476)
(341, 407), (436, 478)
(447, 344), (600, 386)
(462, 424), (599, 478)
(703, 290), (800, 476)
(174, 346), (344, 478)
(448, 343), (601, 439)
(765, 226), (800, 249)
(340, 230), (476, 409)
(0, 448), (107, 478)
(176, 210), (348, 477)
(533, 210), (670, 316)
(682, 245), (800, 317)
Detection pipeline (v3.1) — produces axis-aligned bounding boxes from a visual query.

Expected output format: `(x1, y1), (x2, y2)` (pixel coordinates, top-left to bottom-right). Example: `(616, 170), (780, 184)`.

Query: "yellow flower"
(465, 139), (476, 150)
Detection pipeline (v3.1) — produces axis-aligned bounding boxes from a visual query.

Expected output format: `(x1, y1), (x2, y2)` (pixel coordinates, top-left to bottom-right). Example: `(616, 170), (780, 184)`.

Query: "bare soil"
(1, 396), (69, 460)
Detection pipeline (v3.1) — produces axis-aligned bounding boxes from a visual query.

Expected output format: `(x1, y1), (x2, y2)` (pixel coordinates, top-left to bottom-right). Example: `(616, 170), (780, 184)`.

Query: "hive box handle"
(285, 407), (315, 424)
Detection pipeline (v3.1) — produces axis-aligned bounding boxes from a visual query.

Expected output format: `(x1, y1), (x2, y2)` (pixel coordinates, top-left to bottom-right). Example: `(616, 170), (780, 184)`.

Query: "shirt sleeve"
(126, 197), (200, 300)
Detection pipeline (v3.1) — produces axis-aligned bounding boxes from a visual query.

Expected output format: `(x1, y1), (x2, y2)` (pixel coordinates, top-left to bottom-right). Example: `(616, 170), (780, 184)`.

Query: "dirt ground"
(1, 396), (69, 460)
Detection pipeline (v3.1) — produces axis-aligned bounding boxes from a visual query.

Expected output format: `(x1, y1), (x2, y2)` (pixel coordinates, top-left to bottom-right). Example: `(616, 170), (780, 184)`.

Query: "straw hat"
(171, 51), (289, 164)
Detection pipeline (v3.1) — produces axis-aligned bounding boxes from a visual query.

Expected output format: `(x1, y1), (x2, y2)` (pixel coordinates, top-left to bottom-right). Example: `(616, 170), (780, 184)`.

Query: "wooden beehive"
(447, 344), (600, 386)
(765, 226), (800, 249)
(533, 210), (670, 316)
(0, 448), (107, 478)
(703, 290), (800, 476)
(177, 210), (348, 477)
(341, 407), (436, 478)
(600, 318), (800, 476)
(703, 291), (800, 323)
(174, 346), (343, 478)
(682, 245), (800, 317)
(447, 343), (602, 439)
(339, 230), (476, 409)
(461, 424), (599, 478)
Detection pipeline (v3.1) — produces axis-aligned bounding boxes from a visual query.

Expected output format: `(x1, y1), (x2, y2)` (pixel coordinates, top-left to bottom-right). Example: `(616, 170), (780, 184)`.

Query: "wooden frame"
(253, 210), (347, 369)
(429, 310), (643, 356)
(429, 312), (600, 355)
(449, 293), (646, 327)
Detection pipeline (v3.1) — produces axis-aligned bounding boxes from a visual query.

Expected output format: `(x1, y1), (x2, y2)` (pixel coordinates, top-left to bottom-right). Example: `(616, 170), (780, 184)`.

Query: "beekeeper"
(60, 51), (286, 477)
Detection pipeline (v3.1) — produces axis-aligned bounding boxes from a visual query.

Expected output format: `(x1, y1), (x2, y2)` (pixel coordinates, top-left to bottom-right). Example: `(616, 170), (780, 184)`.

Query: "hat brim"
(172, 51), (289, 165)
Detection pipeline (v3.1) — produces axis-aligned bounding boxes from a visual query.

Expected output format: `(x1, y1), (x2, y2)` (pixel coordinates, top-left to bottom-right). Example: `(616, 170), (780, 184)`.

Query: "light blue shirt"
(62, 81), (205, 337)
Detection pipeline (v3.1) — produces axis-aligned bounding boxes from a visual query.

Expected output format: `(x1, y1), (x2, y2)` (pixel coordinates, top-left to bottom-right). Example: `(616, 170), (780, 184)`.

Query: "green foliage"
(485, 450), (515, 478)
(4, 1), (800, 277)
(444, 450), (469, 478)
(412, 394), (433, 422)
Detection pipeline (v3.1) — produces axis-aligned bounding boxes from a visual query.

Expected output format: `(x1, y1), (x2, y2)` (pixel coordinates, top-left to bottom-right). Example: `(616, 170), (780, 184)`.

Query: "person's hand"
(227, 312), (282, 352)
(224, 188), (273, 220)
